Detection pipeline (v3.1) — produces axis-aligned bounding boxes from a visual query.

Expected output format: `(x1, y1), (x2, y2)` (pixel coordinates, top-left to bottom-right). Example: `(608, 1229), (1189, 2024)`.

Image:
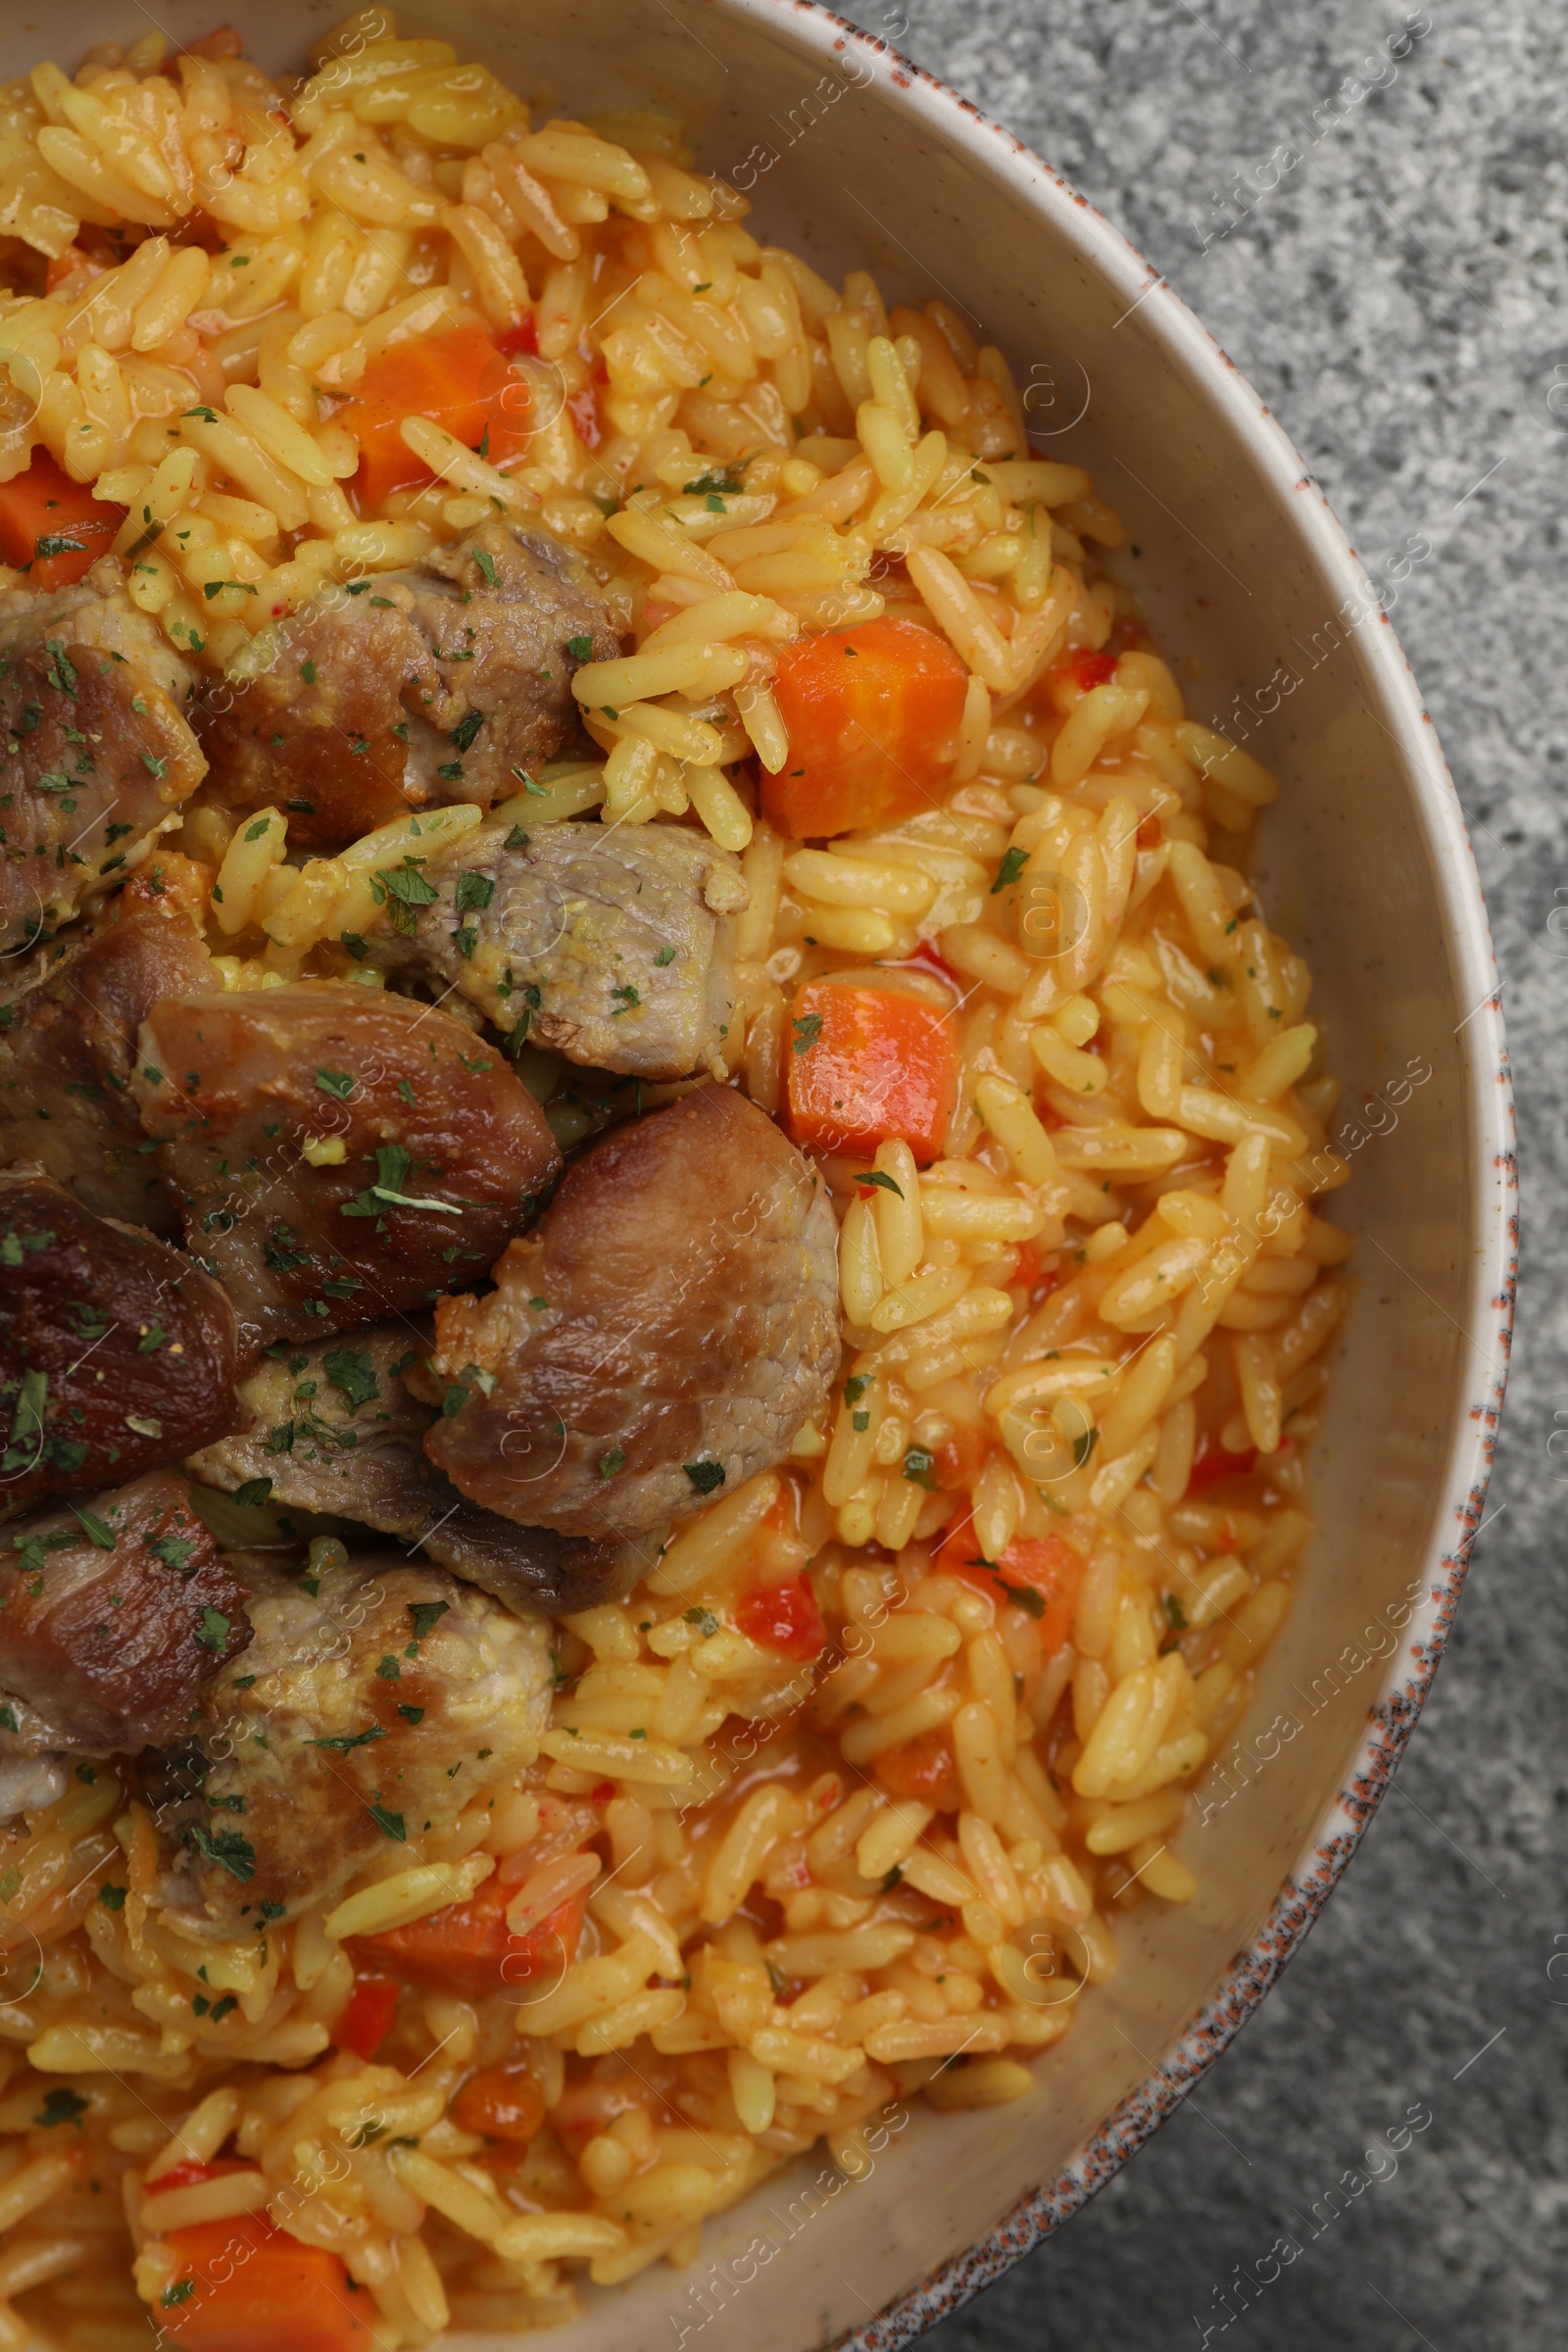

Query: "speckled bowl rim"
(670, 1), (1518, 2343)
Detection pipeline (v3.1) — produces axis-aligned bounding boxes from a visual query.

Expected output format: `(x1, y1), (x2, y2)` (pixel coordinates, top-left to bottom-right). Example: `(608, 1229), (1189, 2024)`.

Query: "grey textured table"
(826, 2), (1566, 2346)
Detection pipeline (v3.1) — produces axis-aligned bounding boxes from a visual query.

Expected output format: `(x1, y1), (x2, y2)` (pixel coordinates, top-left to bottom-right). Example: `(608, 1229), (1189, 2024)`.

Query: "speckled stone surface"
(828, 0), (1568, 2344)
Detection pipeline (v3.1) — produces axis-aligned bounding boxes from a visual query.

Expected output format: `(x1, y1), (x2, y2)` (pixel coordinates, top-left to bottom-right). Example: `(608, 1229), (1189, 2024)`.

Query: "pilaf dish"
(0, 15), (1351, 2348)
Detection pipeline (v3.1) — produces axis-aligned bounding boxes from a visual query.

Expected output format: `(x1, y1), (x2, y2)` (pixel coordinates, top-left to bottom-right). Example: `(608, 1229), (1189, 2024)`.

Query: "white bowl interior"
(5, 5), (1508, 2346)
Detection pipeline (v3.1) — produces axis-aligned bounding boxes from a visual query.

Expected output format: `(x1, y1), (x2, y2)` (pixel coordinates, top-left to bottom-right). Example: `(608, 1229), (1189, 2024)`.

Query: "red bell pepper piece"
(734, 1572), (828, 1661)
(331, 1971), (399, 2062)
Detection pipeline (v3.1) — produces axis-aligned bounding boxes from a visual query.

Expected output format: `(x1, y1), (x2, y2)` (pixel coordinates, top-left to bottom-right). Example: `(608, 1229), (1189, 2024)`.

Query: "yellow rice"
(0, 11), (1351, 2344)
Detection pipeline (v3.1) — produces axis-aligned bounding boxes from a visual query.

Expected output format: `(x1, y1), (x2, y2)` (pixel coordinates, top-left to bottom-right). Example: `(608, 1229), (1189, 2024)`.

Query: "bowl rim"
(679, 0), (1517, 2339)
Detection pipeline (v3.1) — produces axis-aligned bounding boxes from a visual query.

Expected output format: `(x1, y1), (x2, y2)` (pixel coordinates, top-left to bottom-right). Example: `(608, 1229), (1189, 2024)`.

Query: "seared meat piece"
(0, 564), (205, 944)
(184, 1324), (661, 1614)
(0, 1470), (250, 1756)
(130, 982), (561, 1356)
(194, 521), (620, 850)
(421, 1084), (839, 1540)
(0, 855), (214, 1236)
(0, 1171), (237, 1502)
(387, 817), (748, 1081)
(176, 1558), (551, 1926)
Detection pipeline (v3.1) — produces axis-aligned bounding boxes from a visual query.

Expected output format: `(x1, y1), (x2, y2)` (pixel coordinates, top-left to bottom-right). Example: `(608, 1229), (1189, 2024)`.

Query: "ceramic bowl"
(16, 2), (1515, 2344)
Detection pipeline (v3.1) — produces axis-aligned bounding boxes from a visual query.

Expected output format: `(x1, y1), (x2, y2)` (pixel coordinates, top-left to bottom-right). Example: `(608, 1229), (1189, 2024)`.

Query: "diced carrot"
(930, 1424), (987, 1492)
(1009, 1239), (1052, 1295)
(936, 1515), (1012, 1600)
(785, 977), (957, 1164)
(763, 614), (969, 838)
(453, 2066), (547, 2143)
(935, 1517), (1082, 1654)
(349, 1880), (587, 2001)
(331, 1971), (399, 2062)
(340, 321), (531, 508)
(933, 1507), (979, 1581)
(0, 447), (125, 590)
(161, 2213), (373, 2352)
(734, 1572), (827, 1661)
(936, 1509), (1027, 1600)
(873, 1727), (959, 1813)
(993, 1535), (1084, 1655)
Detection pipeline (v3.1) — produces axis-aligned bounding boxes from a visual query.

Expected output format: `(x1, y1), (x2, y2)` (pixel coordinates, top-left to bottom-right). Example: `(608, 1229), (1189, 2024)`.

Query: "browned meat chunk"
(193, 522), (620, 850)
(420, 1085), (839, 1540)
(0, 854), (214, 1235)
(388, 816), (748, 1080)
(0, 1470), (250, 1755)
(130, 981), (562, 1357)
(0, 564), (206, 944)
(171, 1558), (550, 1926)
(184, 1325), (661, 1613)
(0, 1171), (237, 1503)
